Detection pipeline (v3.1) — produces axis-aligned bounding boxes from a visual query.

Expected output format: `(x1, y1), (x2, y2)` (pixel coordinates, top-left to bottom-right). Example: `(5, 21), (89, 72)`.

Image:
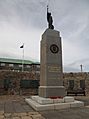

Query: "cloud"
(0, 21), (42, 60)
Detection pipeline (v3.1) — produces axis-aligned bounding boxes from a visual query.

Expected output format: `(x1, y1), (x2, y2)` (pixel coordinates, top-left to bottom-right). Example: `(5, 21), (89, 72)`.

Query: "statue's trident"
(47, 5), (54, 29)
(47, 5), (49, 13)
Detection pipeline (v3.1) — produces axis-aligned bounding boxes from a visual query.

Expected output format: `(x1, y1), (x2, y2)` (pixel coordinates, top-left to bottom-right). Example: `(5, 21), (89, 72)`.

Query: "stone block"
(21, 116), (32, 119)
(25, 98), (38, 111)
(54, 103), (70, 110)
(18, 112), (27, 116)
(0, 111), (4, 115)
(70, 101), (84, 108)
(25, 98), (54, 111)
(4, 113), (11, 118)
(31, 96), (39, 100)
(12, 117), (20, 119)
(31, 115), (45, 119)
(31, 114), (42, 118)
(64, 96), (74, 103)
(27, 112), (39, 116)
(12, 113), (18, 117)
(85, 105), (89, 108)
(31, 96), (53, 104)
(0, 115), (4, 119)
(39, 86), (65, 98)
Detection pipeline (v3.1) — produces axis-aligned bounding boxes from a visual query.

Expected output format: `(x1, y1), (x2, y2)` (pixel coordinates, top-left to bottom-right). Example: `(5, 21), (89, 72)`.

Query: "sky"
(0, 0), (89, 72)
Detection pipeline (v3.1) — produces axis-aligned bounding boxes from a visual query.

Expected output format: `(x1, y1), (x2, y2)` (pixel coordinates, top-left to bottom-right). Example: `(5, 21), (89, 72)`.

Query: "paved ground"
(41, 107), (89, 119)
(0, 95), (45, 119)
(0, 95), (89, 119)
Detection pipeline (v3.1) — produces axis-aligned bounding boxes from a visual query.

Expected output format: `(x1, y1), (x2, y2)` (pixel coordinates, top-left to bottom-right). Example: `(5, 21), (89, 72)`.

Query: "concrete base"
(25, 96), (84, 111)
(39, 86), (65, 98)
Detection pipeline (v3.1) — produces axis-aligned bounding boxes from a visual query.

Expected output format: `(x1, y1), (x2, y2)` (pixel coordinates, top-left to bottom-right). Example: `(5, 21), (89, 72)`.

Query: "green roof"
(0, 58), (39, 65)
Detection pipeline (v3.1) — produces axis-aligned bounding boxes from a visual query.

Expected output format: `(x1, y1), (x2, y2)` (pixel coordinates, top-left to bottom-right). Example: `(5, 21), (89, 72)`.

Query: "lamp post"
(80, 64), (83, 72)
(20, 43), (24, 72)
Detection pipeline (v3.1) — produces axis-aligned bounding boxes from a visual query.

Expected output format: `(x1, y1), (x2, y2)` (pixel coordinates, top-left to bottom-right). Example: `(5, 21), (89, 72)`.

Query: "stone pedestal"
(25, 96), (84, 111)
(39, 29), (65, 98)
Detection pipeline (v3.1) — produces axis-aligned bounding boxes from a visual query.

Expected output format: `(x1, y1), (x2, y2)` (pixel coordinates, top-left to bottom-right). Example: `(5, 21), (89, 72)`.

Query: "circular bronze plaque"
(50, 44), (59, 53)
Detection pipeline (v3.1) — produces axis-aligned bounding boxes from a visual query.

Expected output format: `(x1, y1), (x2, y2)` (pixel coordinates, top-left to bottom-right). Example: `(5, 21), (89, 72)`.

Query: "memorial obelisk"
(39, 6), (65, 98)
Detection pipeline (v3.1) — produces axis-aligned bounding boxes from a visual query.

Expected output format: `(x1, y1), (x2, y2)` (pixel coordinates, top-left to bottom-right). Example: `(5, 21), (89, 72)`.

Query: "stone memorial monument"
(39, 5), (65, 98)
(39, 29), (65, 98)
(25, 5), (84, 111)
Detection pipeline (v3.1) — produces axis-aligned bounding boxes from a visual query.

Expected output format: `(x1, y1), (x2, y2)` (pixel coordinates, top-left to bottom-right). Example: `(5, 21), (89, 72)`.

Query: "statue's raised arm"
(47, 5), (54, 29)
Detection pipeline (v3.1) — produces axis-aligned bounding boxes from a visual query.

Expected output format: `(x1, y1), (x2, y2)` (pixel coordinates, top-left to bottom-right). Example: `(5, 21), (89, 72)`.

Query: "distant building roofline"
(0, 57), (40, 65)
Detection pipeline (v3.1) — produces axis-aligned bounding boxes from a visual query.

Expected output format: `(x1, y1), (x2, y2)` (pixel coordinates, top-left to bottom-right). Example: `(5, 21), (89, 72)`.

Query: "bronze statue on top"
(47, 5), (54, 30)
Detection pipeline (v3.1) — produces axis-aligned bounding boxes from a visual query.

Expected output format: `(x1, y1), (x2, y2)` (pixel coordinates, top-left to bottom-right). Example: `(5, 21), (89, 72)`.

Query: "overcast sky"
(0, 0), (89, 72)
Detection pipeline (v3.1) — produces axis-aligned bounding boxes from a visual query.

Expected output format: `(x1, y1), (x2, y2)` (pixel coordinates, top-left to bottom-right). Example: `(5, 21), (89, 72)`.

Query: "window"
(19, 64), (22, 67)
(9, 64), (14, 67)
(26, 65), (31, 68)
(36, 71), (40, 73)
(36, 65), (40, 68)
(1, 63), (5, 66)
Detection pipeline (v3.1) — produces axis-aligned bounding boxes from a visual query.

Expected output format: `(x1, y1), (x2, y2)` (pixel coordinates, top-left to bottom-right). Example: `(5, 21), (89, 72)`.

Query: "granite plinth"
(64, 96), (74, 103)
(25, 96), (84, 111)
(39, 29), (65, 98)
(39, 86), (65, 98)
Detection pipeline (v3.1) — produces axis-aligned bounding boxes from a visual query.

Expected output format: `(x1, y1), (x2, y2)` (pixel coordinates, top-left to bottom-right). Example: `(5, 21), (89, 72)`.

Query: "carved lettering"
(48, 65), (61, 72)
